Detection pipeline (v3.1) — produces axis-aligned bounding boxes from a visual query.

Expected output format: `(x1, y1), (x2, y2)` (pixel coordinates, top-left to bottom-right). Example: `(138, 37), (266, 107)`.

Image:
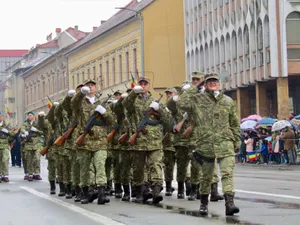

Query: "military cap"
(84, 79), (96, 85)
(27, 111), (35, 116)
(113, 89), (123, 95)
(204, 73), (220, 82)
(138, 77), (150, 84)
(164, 87), (178, 94)
(191, 71), (205, 79)
(76, 83), (84, 89)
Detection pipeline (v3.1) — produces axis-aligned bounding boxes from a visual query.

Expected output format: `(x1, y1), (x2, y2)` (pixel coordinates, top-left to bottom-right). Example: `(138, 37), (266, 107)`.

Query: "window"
(257, 19), (263, 50)
(119, 54), (122, 83)
(133, 48), (137, 75)
(43, 81), (45, 98)
(99, 63), (103, 90)
(287, 49), (300, 59)
(264, 16), (270, 48)
(82, 71), (85, 83)
(52, 77), (54, 94)
(72, 75), (74, 89)
(112, 57), (116, 85)
(92, 67), (96, 81)
(87, 68), (90, 80)
(244, 25), (250, 54)
(105, 60), (109, 88)
(125, 51), (129, 81)
(286, 12), (300, 44)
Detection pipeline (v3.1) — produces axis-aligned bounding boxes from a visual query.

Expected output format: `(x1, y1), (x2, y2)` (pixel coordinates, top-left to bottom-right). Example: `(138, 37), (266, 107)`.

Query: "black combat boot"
(152, 185), (163, 204)
(74, 186), (82, 202)
(165, 181), (174, 196)
(199, 194), (209, 216)
(122, 184), (130, 202)
(133, 185), (143, 203)
(114, 183), (123, 199)
(58, 182), (66, 197)
(97, 186), (110, 204)
(196, 183), (201, 200)
(65, 183), (73, 199)
(81, 186), (89, 204)
(88, 187), (98, 203)
(224, 193), (240, 216)
(210, 183), (224, 201)
(177, 181), (185, 199)
(105, 180), (114, 196)
(188, 183), (197, 201)
(131, 182), (136, 198)
(142, 183), (153, 203)
(50, 180), (56, 195)
(185, 178), (191, 196)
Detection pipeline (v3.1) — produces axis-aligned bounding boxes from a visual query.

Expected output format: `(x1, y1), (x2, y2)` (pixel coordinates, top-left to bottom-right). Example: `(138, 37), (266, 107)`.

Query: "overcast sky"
(0, 0), (132, 49)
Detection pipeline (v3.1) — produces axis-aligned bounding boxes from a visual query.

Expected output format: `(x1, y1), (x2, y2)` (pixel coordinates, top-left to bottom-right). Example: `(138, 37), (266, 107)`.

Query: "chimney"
(55, 28), (62, 37)
(74, 25), (78, 34)
(46, 33), (52, 42)
(101, 20), (106, 25)
(93, 26), (97, 31)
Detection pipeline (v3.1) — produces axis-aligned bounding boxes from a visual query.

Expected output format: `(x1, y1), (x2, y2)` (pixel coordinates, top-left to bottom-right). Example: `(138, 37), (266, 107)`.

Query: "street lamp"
(115, 7), (145, 77)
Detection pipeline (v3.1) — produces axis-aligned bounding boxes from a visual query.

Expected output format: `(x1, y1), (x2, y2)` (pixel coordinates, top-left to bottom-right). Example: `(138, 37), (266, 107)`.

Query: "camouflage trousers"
(21, 147), (27, 174)
(201, 156), (235, 195)
(0, 149), (9, 176)
(198, 160), (219, 184)
(70, 150), (80, 186)
(163, 150), (175, 182)
(119, 151), (133, 184)
(175, 146), (190, 182)
(24, 150), (40, 175)
(131, 150), (163, 186)
(46, 150), (57, 181)
(56, 154), (72, 184)
(109, 150), (122, 184)
(105, 150), (114, 182)
(77, 150), (107, 187)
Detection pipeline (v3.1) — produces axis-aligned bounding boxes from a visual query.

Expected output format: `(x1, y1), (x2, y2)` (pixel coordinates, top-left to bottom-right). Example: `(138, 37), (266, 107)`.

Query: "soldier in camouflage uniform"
(177, 73), (240, 216)
(38, 110), (56, 194)
(123, 77), (167, 204)
(72, 80), (113, 205)
(0, 113), (14, 182)
(21, 112), (43, 181)
(162, 88), (177, 196)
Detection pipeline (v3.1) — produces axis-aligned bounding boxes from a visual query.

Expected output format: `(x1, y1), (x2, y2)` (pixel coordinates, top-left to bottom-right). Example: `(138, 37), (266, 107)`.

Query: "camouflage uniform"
(72, 89), (113, 204)
(21, 118), (43, 179)
(0, 120), (13, 180)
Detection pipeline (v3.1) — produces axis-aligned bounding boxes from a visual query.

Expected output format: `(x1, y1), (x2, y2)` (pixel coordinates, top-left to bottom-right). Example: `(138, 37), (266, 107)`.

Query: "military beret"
(138, 77), (150, 84)
(204, 73), (220, 82)
(113, 89), (123, 95)
(27, 111), (35, 116)
(164, 87), (178, 94)
(191, 71), (205, 79)
(84, 79), (96, 85)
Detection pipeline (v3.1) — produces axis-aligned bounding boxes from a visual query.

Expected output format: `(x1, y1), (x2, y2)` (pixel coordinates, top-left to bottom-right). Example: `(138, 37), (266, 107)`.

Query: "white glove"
(121, 93), (128, 98)
(112, 100), (118, 104)
(53, 102), (59, 106)
(38, 111), (46, 117)
(21, 134), (26, 138)
(1, 128), (8, 134)
(149, 101), (160, 111)
(23, 131), (29, 136)
(183, 112), (188, 120)
(95, 105), (106, 115)
(173, 95), (179, 102)
(182, 84), (191, 91)
(133, 85), (143, 93)
(81, 86), (90, 95)
(68, 89), (76, 97)
(30, 126), (38, 132)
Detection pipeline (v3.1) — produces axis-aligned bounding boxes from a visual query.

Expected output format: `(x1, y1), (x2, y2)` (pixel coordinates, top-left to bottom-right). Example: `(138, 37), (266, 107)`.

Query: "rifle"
(162, 117), (176, 144)
(76, 94), (112, 146)
(54, 121), (78, 147)
(9, 128), (21, 150)
(182, 124), (194, 137)
(128, 94), (163, 145)
(40, 136), (55, 156)
(107, 123), (120, 143)
(192, 150), (203, 165)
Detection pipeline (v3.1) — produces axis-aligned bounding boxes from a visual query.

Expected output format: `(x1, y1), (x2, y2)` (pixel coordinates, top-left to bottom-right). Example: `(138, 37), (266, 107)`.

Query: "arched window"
(232, 31), (237, 59)
(186, 52), (191, 78)
(250, 21), (256, 51)
(215, 38), (220, 65)
(244, 24), (249, 55)
(238, 28), (243, 57)
(200, 46), (204, 71)
(191, 50), (195, 72)
(286, 11), (300, 44)
(220, 36), (225, 64)
(257, 18), (263, 50)
(205, 43), (209, 71)
(195, 47), (200, 70)
(210, 40), (214, 69)
(264, 15), (270, 47)
(226, 33), (231, 61)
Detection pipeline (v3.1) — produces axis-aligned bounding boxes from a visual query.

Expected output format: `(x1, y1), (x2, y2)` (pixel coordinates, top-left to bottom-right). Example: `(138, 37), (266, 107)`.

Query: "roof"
(67, 0), (154, 55)
(65, 27), (88, 40)
(36, 40), (59, 48)
(0, 50), (28, 57)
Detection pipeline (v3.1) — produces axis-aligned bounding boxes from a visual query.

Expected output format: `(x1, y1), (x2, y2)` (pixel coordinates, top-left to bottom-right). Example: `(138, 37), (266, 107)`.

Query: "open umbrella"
(257, 117), (275, 126)
(240, 120), (257, 130)
(271, 120), (291, 132)
(247, 115), (262, 121)
(295, 115), (300, 120)
(241, 117), (250, 123)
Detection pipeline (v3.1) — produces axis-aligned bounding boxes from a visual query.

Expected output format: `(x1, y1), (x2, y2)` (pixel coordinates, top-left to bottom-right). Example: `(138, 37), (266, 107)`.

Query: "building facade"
(184, 0), (300, 119)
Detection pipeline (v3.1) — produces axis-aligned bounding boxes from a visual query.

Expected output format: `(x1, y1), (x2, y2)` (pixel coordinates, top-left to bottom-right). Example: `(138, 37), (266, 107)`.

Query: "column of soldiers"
(18, 71), (240, 216)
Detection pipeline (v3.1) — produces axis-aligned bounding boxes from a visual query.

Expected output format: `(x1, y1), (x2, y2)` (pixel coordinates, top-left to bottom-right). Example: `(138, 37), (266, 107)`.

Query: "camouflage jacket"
(72, 92), (113, 151)
(0, 121), (14, 150)
(161, 104), (175, 152)
(123, 91), (166, 151)
(177, 89), (241, 159)
(21, 120), (43, 151)
(38, 114), (56, 158)
(54, 102), (69, 155)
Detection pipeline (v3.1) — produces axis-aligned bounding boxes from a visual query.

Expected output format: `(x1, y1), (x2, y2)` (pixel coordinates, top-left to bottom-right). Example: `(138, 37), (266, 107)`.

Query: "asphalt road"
(1, 159), (300, 225)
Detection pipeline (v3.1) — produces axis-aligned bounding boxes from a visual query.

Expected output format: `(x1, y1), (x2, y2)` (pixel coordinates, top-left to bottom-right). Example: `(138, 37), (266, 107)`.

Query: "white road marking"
(20, 186), (125, 225)
(233, 189), (300, 200)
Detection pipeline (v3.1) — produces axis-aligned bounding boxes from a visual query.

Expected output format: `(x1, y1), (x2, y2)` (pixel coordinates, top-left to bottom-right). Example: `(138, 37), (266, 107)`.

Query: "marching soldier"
(21, 112), (43, 181)
(176, 73), (240, 216)
(72, 79), (113, 205)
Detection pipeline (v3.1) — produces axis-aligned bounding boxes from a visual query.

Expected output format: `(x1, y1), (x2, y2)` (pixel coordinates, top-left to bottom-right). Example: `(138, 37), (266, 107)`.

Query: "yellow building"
(67, 0), (185, 98)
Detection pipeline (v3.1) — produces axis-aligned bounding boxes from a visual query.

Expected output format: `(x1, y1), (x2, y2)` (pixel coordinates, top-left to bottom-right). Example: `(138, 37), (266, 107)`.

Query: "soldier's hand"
(38, 111), (46, 117)
(133, 85), (143, 93)
(30, 126), (38, 132)
(182, 84), (191, 91)
(23, 131), (29, 136)
(68, 89), (76, 97)
(81, 86), (90, 95)
(149, 101), (160, 111)
(95, 105), (106, 115)
(53, 102), (59, 106)
(172, 95), (179, 102)
(1, 128), (8, 134)
(183, 112), (188, 120)
(121, 93), (128, 98)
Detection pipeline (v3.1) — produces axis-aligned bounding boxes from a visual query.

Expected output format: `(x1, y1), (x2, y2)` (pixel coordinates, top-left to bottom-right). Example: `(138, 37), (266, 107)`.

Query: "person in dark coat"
(11, 129), (21, 167)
